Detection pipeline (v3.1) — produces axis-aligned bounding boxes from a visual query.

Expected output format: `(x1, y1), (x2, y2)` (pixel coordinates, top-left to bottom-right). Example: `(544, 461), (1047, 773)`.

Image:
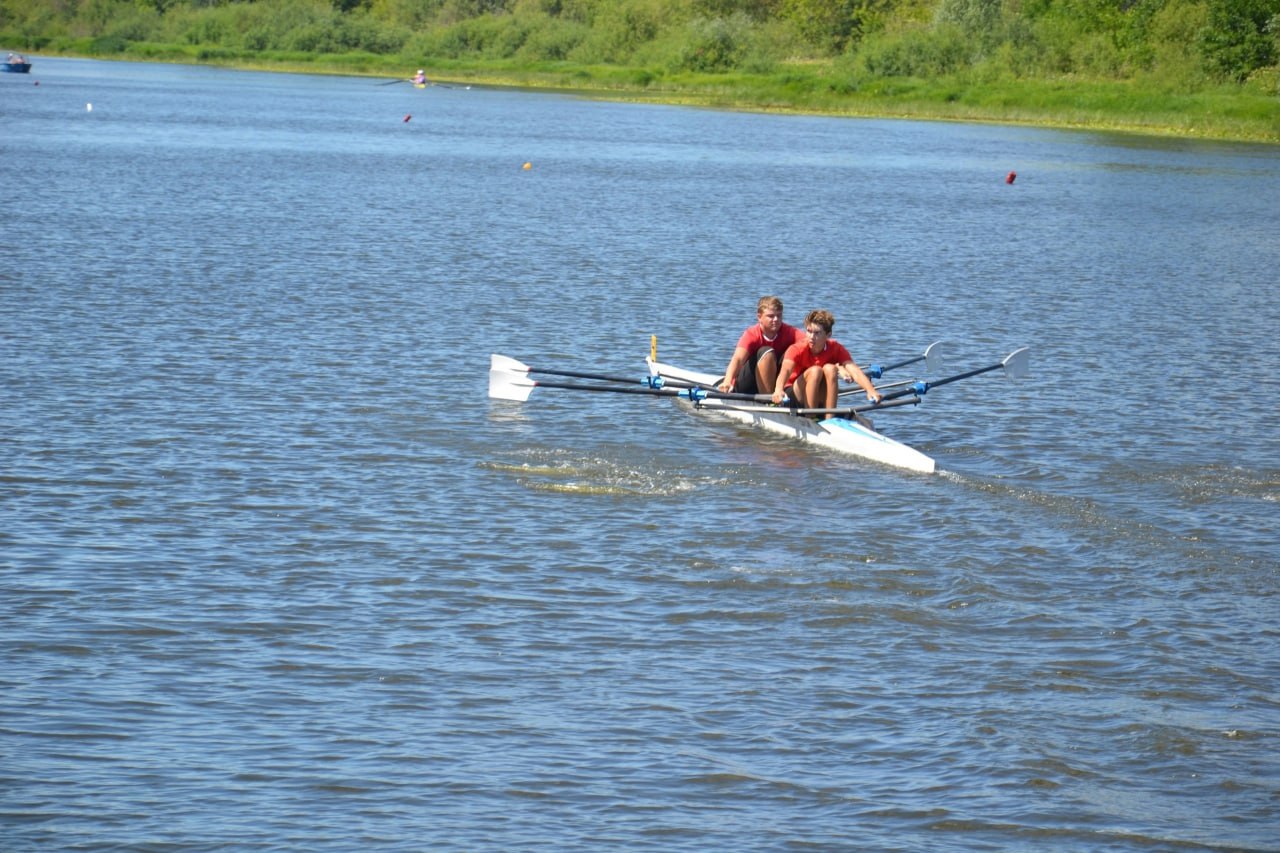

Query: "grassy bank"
(25, 37), (1280, 143)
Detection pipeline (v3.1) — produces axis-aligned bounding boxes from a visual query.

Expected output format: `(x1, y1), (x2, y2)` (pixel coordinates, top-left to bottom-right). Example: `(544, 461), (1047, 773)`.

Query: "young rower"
(718, 295), (805, 395)
(772, 309), (882, 411)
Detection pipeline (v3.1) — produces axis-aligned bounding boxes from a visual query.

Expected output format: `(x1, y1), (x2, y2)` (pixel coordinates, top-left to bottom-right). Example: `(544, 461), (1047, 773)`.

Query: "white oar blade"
(490, 353), (531, 375)
(488, 368), (536, 401)
(923, 341), (948, 374)
(1001, 347), (1030, 380)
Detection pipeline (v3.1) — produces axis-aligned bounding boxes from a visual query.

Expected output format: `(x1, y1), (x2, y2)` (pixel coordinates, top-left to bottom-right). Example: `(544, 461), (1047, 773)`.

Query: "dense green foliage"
(4, 0), (1278, 138)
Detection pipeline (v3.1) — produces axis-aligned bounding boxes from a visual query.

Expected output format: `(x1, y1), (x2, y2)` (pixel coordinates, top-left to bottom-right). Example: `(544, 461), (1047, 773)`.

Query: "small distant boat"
(3, 54), (31, 73)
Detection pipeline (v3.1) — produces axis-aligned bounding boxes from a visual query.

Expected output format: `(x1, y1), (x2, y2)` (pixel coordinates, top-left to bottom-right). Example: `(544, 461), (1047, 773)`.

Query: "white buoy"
(86, 103), (93, 112)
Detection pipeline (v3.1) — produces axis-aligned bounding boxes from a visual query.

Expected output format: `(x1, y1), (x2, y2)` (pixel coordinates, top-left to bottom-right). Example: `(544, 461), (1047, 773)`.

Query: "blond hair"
(756, 295), (783, 316)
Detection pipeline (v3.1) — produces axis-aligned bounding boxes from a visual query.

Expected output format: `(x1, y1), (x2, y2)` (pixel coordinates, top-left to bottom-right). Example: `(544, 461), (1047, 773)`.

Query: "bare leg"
(792, 369), (810, 407)
(822, 364), (840, 409)
(755, 349), (778, 395)
(795, 365), (827, 409)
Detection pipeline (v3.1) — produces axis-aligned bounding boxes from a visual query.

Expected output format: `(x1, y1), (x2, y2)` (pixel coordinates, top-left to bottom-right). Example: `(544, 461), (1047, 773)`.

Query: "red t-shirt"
(783, 339), (852, 386)
(736, 323), (804, 359)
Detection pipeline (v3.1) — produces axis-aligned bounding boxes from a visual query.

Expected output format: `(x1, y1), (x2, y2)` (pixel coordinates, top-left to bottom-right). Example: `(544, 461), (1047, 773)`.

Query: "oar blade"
(490, 353), (531, 375)
(488, 368), (536, 401)
(923, 340), (948, 374)
(1001, 347), (1030, 380)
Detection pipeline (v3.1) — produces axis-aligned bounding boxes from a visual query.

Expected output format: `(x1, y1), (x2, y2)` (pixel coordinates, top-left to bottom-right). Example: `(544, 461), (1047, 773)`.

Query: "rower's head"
(756, 295), (783, 335)
(804, 310), (835, 349)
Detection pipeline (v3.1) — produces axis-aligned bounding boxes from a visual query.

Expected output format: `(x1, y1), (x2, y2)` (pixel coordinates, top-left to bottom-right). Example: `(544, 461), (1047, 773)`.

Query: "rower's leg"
(822, 364), (840, 409)
(735, 356), (758, 395)
(796, 366), (824, 409)
(792, 370), (809, 408)
(755, 349), (778, 395)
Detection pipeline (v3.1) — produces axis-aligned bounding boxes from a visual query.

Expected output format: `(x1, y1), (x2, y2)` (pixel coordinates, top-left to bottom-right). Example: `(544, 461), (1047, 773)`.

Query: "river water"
(2, 57), (1277, 851)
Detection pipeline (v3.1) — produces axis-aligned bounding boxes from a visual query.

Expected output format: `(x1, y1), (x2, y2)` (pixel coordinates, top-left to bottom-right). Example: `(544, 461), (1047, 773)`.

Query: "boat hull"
(3, 62), (31, 73)
(648, 358), (936, 474)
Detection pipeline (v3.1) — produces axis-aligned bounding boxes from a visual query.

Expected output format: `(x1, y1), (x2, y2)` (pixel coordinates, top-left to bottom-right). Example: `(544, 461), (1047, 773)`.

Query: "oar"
(493, 354), (669, 388)
(377, 78), (410, 86)
(489, 367), (774, 404)
(879, 347), (1029, 402)
(839, 341), (948, 398)
(859, 340), (948, 380)
(837, 376), (925, 399)
(492, 353), (716, 392)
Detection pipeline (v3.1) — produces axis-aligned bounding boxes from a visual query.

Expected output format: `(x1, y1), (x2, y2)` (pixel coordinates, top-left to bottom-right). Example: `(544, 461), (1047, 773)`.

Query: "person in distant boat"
(718, 295), (805, 395)
(772, 309), (882, 411)
(413, 69), (427, 85)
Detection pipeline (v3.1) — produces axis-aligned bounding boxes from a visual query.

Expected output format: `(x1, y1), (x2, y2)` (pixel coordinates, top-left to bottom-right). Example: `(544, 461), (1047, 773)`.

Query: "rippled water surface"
(2, 58), (1278, 851)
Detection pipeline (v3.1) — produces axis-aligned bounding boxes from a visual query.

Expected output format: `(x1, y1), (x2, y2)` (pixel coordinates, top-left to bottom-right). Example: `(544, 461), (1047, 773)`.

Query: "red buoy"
(1005, 171), (1017, 184)
(403, 114), (411, 123)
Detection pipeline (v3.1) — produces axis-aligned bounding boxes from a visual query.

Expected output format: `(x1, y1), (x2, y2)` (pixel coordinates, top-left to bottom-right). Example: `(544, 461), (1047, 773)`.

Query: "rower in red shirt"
(772, 309), (882, 411)
(718, 295), (805, 395)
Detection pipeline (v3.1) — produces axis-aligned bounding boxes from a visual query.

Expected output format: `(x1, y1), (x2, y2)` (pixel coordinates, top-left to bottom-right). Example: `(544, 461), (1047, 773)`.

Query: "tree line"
(3, 0), (1278, 92)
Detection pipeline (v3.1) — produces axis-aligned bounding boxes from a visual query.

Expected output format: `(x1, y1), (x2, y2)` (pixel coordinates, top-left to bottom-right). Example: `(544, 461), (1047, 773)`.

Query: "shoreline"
(27, 49), (1280, 144)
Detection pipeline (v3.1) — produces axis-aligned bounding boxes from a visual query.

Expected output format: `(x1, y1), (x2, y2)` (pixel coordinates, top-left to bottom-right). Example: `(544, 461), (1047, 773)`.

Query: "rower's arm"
(842, 361), (881, 400)
(772, 357), (795, 403)
(720, 346), (748, 391)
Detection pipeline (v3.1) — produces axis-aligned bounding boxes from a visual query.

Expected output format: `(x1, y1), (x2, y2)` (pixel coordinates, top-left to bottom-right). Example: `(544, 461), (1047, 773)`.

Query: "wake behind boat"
(487, 342), (1028, 475)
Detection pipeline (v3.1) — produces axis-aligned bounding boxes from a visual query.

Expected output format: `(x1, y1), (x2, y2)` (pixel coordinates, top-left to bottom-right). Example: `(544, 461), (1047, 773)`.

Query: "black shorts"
(735, 347), (778, 395)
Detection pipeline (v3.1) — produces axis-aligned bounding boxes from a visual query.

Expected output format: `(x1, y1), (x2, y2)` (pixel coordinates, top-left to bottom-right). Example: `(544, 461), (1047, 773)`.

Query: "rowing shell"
(647, 358), (936, 474)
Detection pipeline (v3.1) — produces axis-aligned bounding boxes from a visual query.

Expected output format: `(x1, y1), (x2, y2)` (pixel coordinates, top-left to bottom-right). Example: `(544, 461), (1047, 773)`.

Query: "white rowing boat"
(646, 358), (938, 474)
(488, 343), (1027, 476)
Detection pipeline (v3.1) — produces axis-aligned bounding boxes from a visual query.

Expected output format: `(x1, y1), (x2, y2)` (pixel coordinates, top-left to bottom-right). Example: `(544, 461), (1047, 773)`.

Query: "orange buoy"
(1005, 171), (1017, 184)
(522, 162), (532, 170)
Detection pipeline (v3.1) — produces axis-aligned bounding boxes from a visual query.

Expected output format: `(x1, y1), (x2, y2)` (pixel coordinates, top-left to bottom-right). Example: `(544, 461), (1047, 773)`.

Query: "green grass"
(16, 37), (1280, 143)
